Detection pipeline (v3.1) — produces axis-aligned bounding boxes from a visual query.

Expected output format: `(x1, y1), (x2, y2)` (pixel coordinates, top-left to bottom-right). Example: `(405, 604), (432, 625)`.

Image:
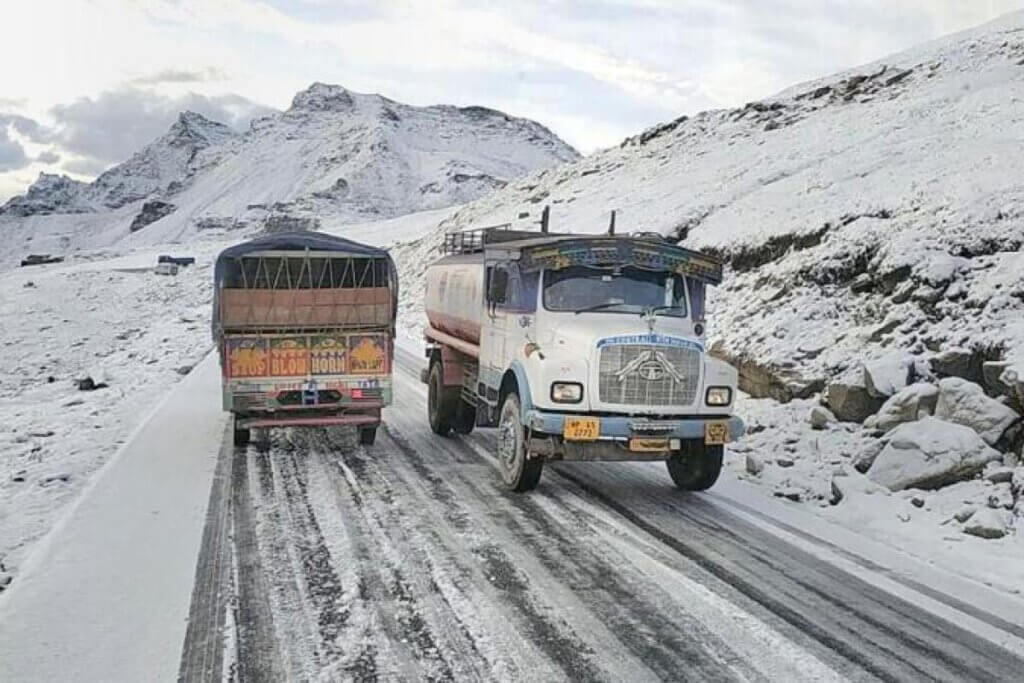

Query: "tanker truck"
(422, 225), (744, 492)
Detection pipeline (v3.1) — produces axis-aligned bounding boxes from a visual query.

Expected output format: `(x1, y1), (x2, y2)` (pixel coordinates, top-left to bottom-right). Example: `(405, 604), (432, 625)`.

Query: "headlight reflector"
(706, 386), (732, 406)
(551, 382), (583, 403)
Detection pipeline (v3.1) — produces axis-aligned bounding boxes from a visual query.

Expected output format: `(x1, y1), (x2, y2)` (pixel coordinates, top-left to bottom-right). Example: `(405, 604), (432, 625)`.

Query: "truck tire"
(233, 418), (250, 448)
(453, 400), (476, 435)
(497, 392), (543, 492)
(666, 442), (723, 491)
(428, 362), (457, 436)
(359, 426), (377, 446)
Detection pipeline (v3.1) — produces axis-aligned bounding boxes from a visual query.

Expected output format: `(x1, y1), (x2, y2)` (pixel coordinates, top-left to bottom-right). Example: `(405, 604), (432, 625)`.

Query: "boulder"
(853, 439), (887, 473)
(1000, 363), (1024, 412)
(809, 406), (836, 430)
(826, 380), (885, 423)
(867, 417), (1001, 490)
(863, 354), (916, 399)
(984, 465), (1014, 484)
(963, 508), (1012, 539)
(954, 505), (976, 523)
(829, 478), (844, 506)
(982, 361), (1013, 397)
(1012, 466), (1024, 498)
(987, 483), (1014, 509)
(930, 348), (977, 381)
(934, 377), (1020, 446)
(745, 453), (764, 476)
(863, 383), (938, 432)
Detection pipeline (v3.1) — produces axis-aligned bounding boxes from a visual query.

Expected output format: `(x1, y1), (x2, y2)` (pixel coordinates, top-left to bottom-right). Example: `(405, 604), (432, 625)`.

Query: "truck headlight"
(550, 382), (583, 403)
(705, 386), (732, 406)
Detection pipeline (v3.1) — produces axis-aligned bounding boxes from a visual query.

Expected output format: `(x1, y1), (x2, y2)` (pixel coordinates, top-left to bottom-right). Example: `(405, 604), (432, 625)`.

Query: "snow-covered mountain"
(0, 83), (578, 262)
(391, 11), (1024, 406)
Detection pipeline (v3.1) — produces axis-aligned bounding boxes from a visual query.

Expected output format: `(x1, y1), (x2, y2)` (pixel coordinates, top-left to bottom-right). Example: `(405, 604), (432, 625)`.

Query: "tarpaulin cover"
(212, 231), (398, 339)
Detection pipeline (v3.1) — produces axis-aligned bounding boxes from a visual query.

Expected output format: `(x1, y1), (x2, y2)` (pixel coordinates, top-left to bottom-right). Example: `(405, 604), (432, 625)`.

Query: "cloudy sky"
(1, 0), (1020, 201)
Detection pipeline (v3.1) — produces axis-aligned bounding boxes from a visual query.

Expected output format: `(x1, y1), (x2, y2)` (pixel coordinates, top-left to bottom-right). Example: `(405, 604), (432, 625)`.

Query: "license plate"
(705, 421), (729, 445)
(629, 437), (669, 452)
(564, 417), (600, 441)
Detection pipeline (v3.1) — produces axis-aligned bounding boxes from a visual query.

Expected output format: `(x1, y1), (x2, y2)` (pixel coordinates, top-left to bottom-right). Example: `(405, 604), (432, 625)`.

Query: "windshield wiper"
(572, 302), (626, 315)
(642, 305), (684, 317)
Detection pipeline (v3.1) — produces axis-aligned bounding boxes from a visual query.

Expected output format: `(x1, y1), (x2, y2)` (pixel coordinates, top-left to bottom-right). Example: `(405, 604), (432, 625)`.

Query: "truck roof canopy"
(443, 226), (723, 284)
(212, 231), (398, 339)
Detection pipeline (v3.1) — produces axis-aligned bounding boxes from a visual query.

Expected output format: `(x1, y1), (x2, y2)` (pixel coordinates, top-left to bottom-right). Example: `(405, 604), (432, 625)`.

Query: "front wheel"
(666, 442), (723, 491)
(497, 392), (543, 492)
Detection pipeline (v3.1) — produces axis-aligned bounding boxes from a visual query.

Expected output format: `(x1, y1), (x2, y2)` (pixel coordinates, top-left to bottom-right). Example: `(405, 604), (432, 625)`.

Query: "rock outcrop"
(867, 417), (1001, 490)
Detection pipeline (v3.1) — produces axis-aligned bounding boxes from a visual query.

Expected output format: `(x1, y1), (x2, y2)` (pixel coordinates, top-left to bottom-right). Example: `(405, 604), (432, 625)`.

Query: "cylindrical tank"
(425, 254), (484, 345)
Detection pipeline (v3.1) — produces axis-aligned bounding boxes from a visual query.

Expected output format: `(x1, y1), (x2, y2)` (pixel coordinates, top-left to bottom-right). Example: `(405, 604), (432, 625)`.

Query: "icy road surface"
(176, 347), (1024, 682)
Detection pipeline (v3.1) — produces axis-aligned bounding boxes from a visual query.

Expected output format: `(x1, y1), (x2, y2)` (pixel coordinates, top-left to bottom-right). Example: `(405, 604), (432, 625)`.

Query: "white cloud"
(1, 0), (1022, 201)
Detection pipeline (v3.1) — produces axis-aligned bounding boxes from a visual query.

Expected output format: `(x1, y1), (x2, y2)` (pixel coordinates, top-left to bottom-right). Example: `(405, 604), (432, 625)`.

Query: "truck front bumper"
(522, 409), (745, 461)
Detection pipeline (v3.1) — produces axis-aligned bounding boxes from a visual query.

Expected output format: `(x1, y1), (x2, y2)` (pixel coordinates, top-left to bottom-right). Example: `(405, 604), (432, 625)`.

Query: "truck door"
(483, 264), (510, 379)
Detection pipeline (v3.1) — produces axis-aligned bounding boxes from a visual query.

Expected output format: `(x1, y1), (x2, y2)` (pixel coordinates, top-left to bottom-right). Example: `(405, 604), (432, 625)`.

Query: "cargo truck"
(213, 232), (397, 447)
(422, 224), (744, 491)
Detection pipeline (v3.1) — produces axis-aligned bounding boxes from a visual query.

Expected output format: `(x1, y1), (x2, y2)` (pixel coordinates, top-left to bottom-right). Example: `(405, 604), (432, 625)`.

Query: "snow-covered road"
(178, 347), (1024, 681)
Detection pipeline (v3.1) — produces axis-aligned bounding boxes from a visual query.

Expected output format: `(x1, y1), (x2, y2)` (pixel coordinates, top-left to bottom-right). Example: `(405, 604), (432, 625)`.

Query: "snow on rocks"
(963, 508), (1013, 539)
(863, 383), (938, 432)
(867, 417), (1002, 491)
(808, 405), (836, 430)
(934, 377), (1020, 446)
(863, 353), (919, 399)
(825, 378), (884, 423)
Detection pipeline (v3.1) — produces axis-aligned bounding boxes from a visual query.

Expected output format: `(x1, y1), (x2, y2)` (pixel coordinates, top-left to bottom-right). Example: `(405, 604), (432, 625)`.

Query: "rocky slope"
(0, 83), (578, 265)
(390, 10), (1024, 409)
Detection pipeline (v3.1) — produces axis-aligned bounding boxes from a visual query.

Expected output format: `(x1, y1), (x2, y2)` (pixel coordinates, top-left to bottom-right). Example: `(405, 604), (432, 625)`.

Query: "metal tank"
(424, 254), (484, 345)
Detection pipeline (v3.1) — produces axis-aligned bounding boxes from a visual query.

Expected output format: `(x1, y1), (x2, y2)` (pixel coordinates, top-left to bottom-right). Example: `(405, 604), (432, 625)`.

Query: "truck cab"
(423, 226), (744, 492)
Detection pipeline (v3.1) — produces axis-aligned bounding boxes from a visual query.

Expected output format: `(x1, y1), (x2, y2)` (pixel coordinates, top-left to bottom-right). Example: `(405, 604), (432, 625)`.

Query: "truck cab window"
(543, 265), (687, 317)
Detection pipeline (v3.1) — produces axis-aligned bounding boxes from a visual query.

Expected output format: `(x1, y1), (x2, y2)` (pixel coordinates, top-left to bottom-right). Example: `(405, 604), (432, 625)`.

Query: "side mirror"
(489, 269), (509, 304)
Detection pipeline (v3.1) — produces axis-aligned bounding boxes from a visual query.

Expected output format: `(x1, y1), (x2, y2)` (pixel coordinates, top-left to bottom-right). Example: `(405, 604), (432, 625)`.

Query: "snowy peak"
(0, 82), (578, 258)
(165, 111), (235, 149)
(288, 82), (358, 113)
(0, 173), (92, 217)
(85, 111), (238, 209)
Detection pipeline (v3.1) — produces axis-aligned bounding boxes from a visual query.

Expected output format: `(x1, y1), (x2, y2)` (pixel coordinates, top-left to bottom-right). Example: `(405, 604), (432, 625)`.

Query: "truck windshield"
(543, 266), (687, 316)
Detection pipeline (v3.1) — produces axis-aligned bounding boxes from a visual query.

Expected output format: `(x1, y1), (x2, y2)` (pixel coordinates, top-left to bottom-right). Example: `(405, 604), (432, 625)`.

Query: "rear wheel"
(428, 362), (458, 436)
(233, 417), (250, 448)
(497, 392), (543, 492)
(666, 442), (723, 491)
(453, 400), (476, 435)
(359, 426), (377, 446)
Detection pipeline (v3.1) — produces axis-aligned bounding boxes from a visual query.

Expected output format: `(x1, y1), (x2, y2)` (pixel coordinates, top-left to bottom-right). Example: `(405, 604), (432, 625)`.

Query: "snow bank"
(0, 353), (226, 682)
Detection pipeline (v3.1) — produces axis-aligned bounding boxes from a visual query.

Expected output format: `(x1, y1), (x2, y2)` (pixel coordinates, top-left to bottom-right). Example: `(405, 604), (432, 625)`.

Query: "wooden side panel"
(220, 287), (392, 329)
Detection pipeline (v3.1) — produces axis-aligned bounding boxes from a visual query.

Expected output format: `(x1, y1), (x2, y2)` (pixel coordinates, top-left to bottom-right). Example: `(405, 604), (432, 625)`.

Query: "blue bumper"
(523, 410), (746, 441)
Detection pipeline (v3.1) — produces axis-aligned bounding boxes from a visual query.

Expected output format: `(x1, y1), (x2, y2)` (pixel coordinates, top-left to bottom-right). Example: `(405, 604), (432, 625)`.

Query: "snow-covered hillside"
(0, 83), (578, 266)
(390, 11), (1024, 402)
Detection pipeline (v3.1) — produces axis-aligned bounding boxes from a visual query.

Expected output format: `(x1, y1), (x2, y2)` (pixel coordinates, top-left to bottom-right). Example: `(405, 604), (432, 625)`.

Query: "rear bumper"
(524, 410), (745, 441)
(239, 414), (380, 429)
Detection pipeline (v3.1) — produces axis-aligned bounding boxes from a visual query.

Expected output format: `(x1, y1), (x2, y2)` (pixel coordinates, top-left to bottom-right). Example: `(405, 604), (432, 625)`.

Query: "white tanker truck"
(422, 224), (744, 491)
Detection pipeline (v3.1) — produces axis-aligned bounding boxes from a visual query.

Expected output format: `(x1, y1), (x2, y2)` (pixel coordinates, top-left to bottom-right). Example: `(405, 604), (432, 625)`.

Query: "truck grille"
(598, 345), (700, 406)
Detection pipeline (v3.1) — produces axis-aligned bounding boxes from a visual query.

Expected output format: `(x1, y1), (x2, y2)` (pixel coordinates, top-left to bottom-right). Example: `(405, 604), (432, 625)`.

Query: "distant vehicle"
(20, 254), (64, 267)
(153, 263), (179, 276)
(422, 220), (743, 492)
(158, 255), (196, 267)
(213, 232), (398, 447)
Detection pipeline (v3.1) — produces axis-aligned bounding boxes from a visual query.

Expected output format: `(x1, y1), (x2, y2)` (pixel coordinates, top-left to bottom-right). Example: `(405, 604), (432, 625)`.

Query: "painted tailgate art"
(227, 337), (268, 378)
(348, 335), (389, 374)
(310, 335), (347, 375)
(226, 334), (389, 379)
(270, 336), (309, 377)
